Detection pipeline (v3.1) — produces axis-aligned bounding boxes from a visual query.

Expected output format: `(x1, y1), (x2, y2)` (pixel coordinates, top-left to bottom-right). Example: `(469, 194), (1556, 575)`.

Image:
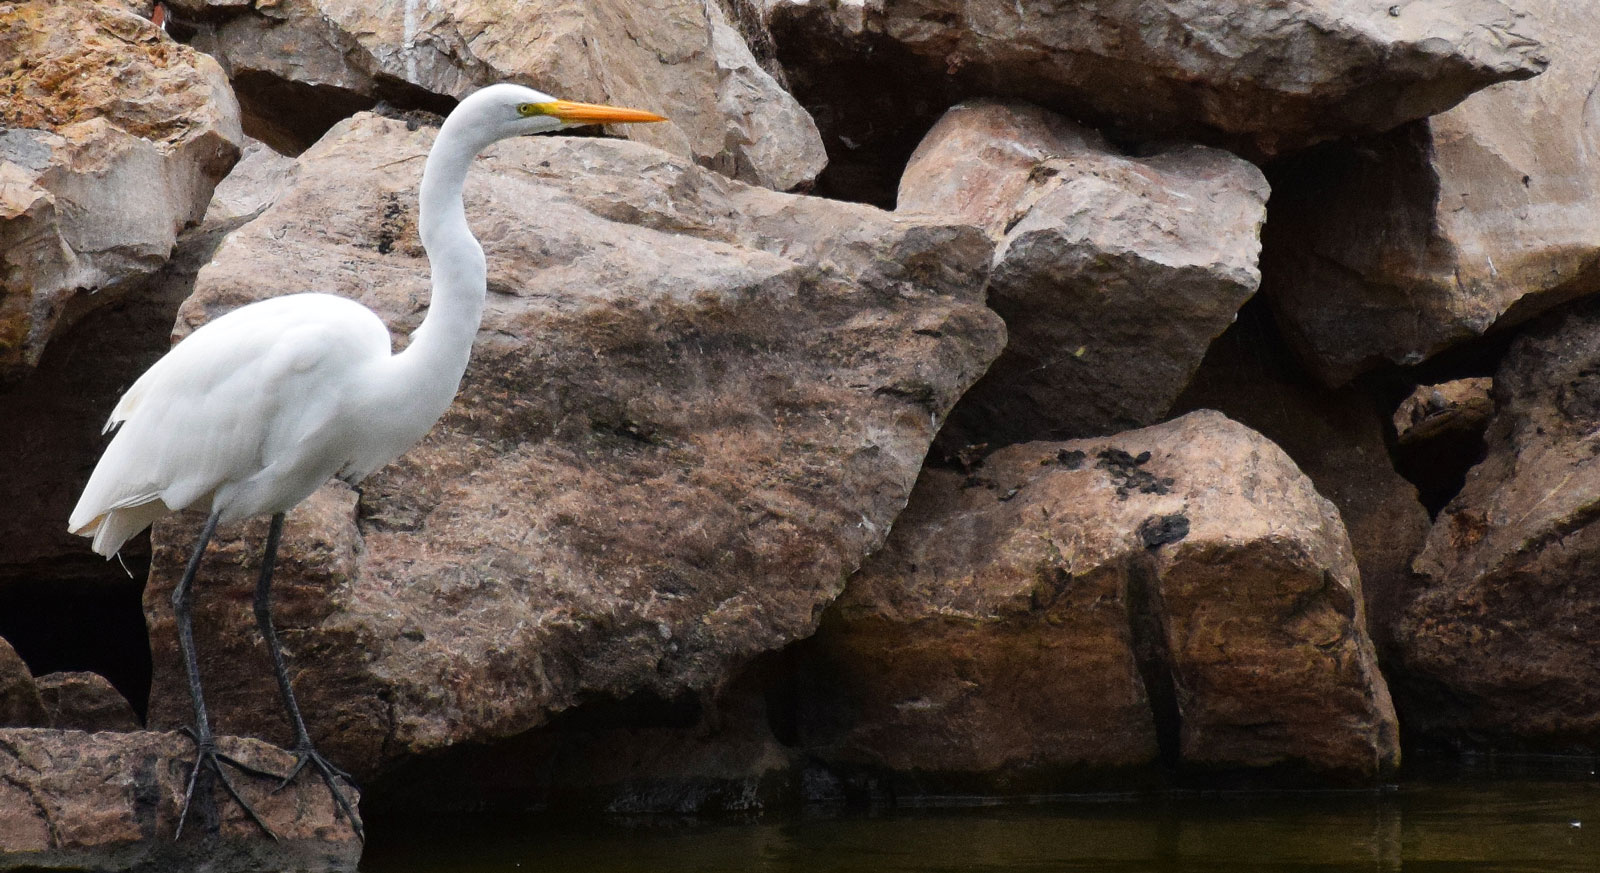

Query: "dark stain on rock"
(376, 192), (406, 255)
(1095, 448), (1175, 497)
(1138, 513), (1190, 549)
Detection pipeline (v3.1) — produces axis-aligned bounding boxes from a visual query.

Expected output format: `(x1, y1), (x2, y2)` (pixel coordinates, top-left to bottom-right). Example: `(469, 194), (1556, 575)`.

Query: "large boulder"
(1263, 0), (1591, 385)
(799, 411), (1400, 785)
(0, 0), (242, 382)
(1173, 311), (1431, 661)
(142, 113), (1005, 779)
(1401, 301), (1600, 747)
(171, 0), (827, 190)
(763, 0), (1545, 201)
(0, 729), (358, 870)
(899, 100), (1267, 445)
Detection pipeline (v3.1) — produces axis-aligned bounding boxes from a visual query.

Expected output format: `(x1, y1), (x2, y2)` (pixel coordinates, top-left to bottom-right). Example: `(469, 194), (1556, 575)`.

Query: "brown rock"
(0, 0), (242, 381)
(173, 0), (826, 190)
(899, 100), (1267, 444)
(1402, 301), (1600, 746)
(0, 728), (359, 869)
(34, 672), (139, 733)
(763, 0), (1545, 201)
(142, 113), (1004, 779)
(1173, 310), (1431, 662)
(1263, 0), (1592, 385)
(0, 638), (44, 729)
(1394, 378), (1495, 446)
(802, 411), (1400, 784)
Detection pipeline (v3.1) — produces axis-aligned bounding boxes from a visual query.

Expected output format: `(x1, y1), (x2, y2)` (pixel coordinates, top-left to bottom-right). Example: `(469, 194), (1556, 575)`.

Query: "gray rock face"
(1263, 0), (1589, 385)
(172, 0), (827, 190)
(0, 729), (358, 870)
(142, 114), (1004, 778)
(1401, 302), (1600, 746)
(0, 0), (242, 381)
(898, 100), (1267, 445)
(801, 411), (1400, 784)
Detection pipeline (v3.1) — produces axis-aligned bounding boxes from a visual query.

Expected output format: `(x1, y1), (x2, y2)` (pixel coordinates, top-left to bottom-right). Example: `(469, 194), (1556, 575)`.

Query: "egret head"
(452, 83), (667, 143)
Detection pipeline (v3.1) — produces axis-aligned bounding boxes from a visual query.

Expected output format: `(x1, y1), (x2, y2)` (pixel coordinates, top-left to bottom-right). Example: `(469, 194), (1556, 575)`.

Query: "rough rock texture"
(1173, 309), (1431, 661)
(0, 0), (242, 381)
(204, 137), (299, 223)
(172, 0), (827, 190)
(707, 0), (828, 191)
(764, 0), (1545, 203)
(1401, 302), (1600, 747)
(0, 729), (359, 871)
(0, 638), (44, 729)
(34, 672), (140, 732)
(899, 100), (1267, 445)
(1395, 378), (1495, 445)
(1263, 0), (1590, 385)
(141, 113), (1004, 779)
(800, 411), (1400, 784)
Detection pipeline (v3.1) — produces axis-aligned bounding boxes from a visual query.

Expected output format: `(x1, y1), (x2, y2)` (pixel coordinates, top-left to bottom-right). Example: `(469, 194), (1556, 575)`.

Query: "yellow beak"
(538, 99), (668, 125)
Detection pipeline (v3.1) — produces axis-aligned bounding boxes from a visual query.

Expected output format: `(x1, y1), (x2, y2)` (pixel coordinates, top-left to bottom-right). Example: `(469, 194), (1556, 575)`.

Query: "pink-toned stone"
(0, 638), (43, 729)
(0, 728), (358, 869)
(141, 113), (1003, 780)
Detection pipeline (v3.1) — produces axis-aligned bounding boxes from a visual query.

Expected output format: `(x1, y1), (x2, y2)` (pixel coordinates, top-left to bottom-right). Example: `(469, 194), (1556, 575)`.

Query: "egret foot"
(175, 736), (280, 841)
(278, 743), (365, 842)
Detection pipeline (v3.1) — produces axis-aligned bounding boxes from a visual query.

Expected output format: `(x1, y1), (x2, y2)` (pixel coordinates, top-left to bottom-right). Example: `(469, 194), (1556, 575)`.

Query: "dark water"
(361, 763), (1600, 873)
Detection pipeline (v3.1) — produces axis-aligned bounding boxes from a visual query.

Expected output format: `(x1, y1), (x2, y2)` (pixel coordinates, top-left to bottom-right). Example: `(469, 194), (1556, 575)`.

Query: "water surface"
(363, 763), (1600, 872)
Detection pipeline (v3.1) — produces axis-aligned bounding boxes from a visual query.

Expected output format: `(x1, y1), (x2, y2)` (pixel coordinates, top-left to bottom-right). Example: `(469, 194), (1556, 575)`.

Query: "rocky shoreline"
(3, 0), (1598, 866)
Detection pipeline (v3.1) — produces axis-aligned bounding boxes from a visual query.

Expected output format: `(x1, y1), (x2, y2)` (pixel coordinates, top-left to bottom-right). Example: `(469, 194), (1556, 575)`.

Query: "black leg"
(172, 511), (278, 841)
(254, 512), (365, 841)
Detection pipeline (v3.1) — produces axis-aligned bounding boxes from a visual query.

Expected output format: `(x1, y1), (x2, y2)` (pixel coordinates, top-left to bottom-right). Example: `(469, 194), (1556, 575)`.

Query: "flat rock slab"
(142, 114), (1003, 780)
(0, 729), (359, 872)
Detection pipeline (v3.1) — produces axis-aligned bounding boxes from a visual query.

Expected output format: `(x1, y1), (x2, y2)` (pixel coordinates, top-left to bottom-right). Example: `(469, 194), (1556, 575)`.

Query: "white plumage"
(63, 83), (666, 841)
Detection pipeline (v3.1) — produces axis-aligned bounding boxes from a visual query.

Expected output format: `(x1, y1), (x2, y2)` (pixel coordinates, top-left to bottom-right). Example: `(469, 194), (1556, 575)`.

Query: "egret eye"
(516, 102), (547, 117)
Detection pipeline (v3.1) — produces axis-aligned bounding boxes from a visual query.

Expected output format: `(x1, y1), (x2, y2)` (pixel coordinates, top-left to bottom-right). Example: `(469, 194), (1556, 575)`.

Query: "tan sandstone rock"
(763, 0), (1544, 200)
(0, 0), (242, 381)
(172, 0), (826, 190)
(801, 411), (1400, 784)
(141, 113), (1004, 779)
(0, 637), (44, 729)
(899, 100), (1267, 444)
(1174, 312), (1431, 662)
(1402, 301), (1600, 746)
(34, 672), (140, 733)
(0, 729), (358, 870)
(1263, 0), (1589, 385)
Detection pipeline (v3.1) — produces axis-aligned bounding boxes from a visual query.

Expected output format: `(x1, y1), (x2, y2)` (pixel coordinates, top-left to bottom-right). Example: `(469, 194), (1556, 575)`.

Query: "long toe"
(176, 745), (280, 841)
(278, 746), (364, 842)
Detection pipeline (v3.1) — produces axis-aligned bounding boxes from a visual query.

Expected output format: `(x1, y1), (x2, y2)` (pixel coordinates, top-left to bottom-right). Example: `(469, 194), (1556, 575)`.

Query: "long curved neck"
(396, 119), (494, 393)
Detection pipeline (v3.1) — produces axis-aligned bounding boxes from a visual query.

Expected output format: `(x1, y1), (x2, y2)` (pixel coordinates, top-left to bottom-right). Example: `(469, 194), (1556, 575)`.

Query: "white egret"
(68, 84), (666, 840)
